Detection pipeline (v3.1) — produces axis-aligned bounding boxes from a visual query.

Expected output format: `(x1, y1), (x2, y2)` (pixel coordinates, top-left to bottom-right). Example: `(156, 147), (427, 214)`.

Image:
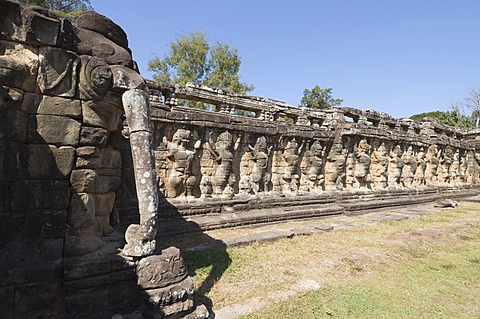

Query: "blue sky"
(90, 0), (480, 119)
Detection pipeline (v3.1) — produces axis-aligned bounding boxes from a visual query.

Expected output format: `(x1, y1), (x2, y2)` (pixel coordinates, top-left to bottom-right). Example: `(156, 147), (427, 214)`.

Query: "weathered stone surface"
(93, 215), (113, 236)
(40, 210), (67, 239)
(127, 131), (159, 220)
(64, 234), (104, 258)
(0, 0), (21, 41)
(68, 193), (95, 229)
(0, 141), (26, 182)
(76, 11), (129, 49)
(64, 280), (140, 319)
(79, 126), (109, 146)
(37, 46), (79, 97)
(0, 108), (28, 143)
(78, 55), (112, 100)
(111, 65), (146, 90)
(74, 27), (132, 66)
(142, 277), (195, 318)
(0, 212), (27, 245)
(136, 247), (188, 289)
(28, 114), (81, 146)
(11, 180), (69, 211)
(0, 286), (14, 318)
(0, 3), (61, 47)
(27, 144), (75, 179)
(0, 85), (23, 110)
(70, 169), (121, 193)
(0, 238), (63, 286)
(0, 40), (38, 91)
(22, 93), (81, 118)
(14, 280), (64, 317)
(122, 88), (150, 133)
(92, 192), (116, 216)
(82, 100), (124, 132)
(0, 182), (10, 214)
(75, 146), (122, 169)
(102, 89), (123, 106)
(123, 217), (157, 257)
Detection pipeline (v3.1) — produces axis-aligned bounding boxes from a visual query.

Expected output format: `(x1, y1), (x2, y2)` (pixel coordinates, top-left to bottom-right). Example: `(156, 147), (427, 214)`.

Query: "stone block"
(79, 126), (109, 146)
(0, 286), (14, 317)
(2, 3), (62, 47)
(0, 182), (11, 213)
(63, 256), (110, 280)
(92, 192), (116, 216)
(64, 280), (140, 319)
(82, 100), (124, 132)
(63, 274), (111, 292)
(142, 277), (195, 318)
(28, 114), (81, 146)
(40, 210), (67, 239)
(93, 215), (113, 236)
(19, 91), (42, 114)
(21, 93), (81, 118)
(70, 169), (121, 194)
(21, 6), (60, 46)
(137, 247), (188, 289)
(102, 89), (123, 106)
(37, 46), (79, 97)
(11, 180), (69, 211)
(0, 0), (21, 40)
(0, 212), (26, 245)
(0, 108), (28, 143)
(76, 11), (129, 49)
(27, 144), (75, 179)
(14, 280), (64, 316)
(74, 27), (132, 66)
(78, 55), (112, 101)
(0, 85), (23, 110)
(68, 193), (94, 229)
(0, 40), (38, 92)
(64, 233), (104, 257)
(0, 142), (26, 182)
(21, 210), (42, 239)
(0, 239), (63, 286)
(76, 146), (122, 169)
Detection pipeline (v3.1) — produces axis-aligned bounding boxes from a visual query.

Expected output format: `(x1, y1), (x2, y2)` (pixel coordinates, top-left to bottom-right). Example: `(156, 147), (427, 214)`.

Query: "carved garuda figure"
(370, 142), (388, 189)
(248, 136), (272, 195)
(325, 142), (346, 191)
(164, 129), (201, 199)
(207, 131), (241, 198)
(354, 139), (372, 189)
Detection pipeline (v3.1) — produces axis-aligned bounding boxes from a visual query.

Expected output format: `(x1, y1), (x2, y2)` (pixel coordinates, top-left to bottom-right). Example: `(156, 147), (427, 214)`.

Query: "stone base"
(137, 247), (208, 319)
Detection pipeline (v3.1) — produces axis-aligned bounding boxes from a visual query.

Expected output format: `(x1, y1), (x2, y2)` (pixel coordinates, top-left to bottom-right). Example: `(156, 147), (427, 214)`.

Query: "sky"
(89, 0), (480, 119)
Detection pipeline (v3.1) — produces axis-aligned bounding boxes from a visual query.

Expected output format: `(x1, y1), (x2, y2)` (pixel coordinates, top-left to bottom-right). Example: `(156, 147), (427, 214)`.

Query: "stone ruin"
(1, 1), (480, 318)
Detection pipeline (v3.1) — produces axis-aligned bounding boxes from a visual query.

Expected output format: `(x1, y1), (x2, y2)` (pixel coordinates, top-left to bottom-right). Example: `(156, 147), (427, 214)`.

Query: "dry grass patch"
(179, 202), (480, 318)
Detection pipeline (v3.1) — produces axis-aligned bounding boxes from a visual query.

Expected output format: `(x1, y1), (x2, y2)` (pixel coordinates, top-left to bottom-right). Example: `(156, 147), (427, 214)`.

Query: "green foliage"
(18, 0), (92, 19)
(148, 31), (253, 109)
(300, 85), (343, 109)
(409, 110), (474, 129)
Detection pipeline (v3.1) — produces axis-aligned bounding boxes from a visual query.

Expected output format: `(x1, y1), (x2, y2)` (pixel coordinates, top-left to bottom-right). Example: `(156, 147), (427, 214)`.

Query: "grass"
(181, 202), (480, 318)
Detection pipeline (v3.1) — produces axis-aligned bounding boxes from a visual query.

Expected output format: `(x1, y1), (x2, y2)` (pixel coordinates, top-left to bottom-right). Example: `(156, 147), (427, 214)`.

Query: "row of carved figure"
(154, 128), (477, 200)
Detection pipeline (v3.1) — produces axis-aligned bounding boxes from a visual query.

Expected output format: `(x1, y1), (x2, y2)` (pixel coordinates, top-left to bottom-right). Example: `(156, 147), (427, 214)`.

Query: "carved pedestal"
(137, 247), (209, 319)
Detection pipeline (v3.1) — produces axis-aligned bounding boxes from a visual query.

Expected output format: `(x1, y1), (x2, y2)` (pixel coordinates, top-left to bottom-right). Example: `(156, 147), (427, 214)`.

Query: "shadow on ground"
(156, 201), (232, 317)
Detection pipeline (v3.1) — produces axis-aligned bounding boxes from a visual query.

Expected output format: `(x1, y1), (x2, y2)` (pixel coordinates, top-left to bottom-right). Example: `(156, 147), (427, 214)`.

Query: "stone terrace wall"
(1, 1), (480, 317)
(0, 2), (141, 318)
(114, 82), (480, 230)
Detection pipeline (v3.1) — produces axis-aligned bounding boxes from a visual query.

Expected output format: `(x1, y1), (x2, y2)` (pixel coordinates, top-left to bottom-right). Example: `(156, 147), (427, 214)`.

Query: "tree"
(148, 31), (253, 109)
(452, 89), (480, 128)
(409, 110), (474, 129)
(18, 0), (92, 19)
(300, 85), (343, 109)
